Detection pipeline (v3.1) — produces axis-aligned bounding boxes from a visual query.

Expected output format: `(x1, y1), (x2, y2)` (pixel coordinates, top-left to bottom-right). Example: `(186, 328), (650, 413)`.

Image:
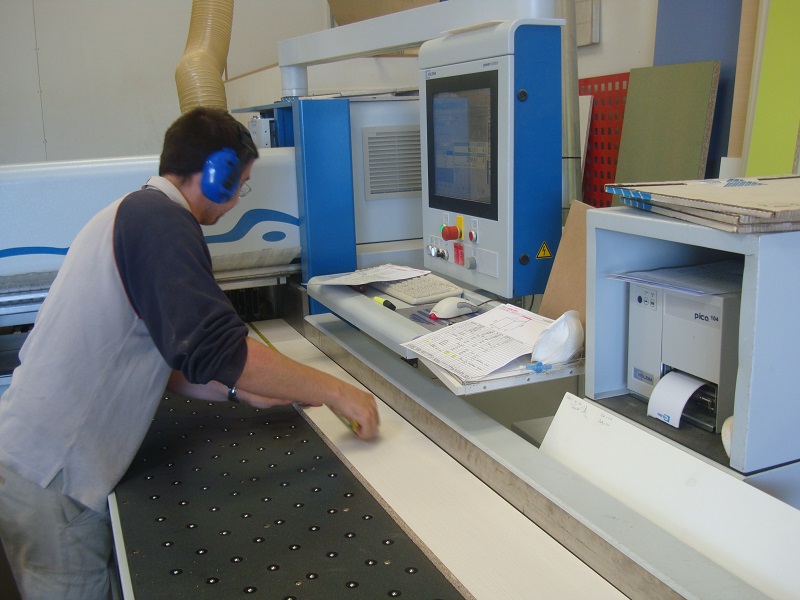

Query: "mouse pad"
(114, 395), (467, 600)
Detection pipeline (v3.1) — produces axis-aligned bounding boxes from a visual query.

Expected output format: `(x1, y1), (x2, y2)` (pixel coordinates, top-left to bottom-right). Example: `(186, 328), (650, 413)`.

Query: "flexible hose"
(175, 0), (234, 113)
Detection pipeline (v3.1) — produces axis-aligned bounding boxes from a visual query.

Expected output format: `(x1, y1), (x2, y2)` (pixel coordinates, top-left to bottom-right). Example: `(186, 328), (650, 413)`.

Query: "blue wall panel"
(654, 0), (742, 178)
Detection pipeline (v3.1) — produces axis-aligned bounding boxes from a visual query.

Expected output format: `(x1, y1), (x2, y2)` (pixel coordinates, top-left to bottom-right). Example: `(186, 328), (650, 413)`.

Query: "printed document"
(401, 304), (553, 382)
(317, 264), (428, 286)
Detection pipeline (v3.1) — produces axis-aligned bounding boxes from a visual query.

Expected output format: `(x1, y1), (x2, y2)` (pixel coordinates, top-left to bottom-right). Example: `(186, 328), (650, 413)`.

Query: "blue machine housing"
(419, 20), (563, 299)
(511, 24), (562, 296)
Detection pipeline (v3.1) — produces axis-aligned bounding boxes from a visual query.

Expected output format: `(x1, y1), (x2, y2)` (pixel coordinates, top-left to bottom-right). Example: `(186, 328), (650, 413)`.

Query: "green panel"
(613, 61), (720, 200)
(746, 0), (800, 176)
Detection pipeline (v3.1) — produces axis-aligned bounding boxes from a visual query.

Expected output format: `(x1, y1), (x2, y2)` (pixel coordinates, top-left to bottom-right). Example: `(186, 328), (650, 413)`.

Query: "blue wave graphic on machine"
(0, 246), (69, 259)
(204, 209), (299, 244)
(0, 209), (299, 260)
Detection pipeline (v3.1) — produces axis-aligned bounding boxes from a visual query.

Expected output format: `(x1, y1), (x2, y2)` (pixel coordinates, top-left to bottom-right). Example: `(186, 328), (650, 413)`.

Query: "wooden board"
(249, 320), (626, 600)
(607, 175), (800, 232)
(541, 394), (800, 600)
(613, 61), (720, 204)
(539, 200), (590, 326)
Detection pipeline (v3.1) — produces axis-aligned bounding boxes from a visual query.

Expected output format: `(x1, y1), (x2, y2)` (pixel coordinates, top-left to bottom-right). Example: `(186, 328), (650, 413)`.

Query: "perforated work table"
(110, 320), (626, 600)
(112, 397), (463, 599)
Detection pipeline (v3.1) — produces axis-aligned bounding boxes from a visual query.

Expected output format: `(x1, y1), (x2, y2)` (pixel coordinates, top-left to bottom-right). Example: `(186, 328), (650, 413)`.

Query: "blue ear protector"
(201, 147), (241, 204)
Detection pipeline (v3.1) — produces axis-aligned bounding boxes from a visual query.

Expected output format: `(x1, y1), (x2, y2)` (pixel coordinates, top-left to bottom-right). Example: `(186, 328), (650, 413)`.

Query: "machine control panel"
(419, 20), (563, 298)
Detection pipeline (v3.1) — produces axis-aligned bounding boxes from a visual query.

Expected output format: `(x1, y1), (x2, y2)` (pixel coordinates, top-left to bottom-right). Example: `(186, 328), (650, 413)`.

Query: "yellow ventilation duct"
(175, 0), (233, 113)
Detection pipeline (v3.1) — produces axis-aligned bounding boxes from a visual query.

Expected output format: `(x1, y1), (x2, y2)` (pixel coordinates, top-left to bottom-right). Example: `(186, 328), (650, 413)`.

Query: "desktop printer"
(627, 281), (741, 432)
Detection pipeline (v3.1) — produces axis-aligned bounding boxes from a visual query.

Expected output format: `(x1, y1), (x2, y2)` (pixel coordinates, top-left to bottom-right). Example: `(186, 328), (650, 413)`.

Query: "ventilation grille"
(363, 125), (422, 200)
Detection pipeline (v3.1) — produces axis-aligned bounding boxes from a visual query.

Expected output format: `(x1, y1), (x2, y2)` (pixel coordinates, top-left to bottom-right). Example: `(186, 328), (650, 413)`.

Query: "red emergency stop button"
(441, 225), (460, 241)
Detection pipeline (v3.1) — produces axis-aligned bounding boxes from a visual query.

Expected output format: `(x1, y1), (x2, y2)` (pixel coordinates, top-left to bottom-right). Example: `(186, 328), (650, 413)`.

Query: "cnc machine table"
(110, 319), (628, 600)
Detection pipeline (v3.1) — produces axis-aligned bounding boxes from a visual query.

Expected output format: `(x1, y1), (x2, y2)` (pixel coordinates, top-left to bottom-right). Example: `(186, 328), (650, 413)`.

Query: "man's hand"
(236, 338), (380, 440)
(324, 381), (379, 440)
(168, 345), (379, 439)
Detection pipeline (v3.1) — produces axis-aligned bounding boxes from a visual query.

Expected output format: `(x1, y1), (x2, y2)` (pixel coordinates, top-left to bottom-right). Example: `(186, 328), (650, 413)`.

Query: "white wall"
(0, 0), (658, 167)
(1, 0), (49, 166)
(226, 1), (659, 117)
(0, 0), (331, 166)
(576, 0), (657, 79)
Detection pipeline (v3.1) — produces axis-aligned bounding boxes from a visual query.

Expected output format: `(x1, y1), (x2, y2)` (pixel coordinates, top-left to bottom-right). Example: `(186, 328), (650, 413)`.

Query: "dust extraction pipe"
(175, 0), (233, 113)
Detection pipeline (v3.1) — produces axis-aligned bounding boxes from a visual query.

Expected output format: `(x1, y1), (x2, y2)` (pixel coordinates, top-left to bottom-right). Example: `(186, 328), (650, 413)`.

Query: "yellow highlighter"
(372, 296), (396, 311)
(330, 408), (360, 434)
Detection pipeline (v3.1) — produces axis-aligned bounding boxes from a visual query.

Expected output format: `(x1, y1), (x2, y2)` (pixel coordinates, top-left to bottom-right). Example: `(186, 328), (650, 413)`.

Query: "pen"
(373, 296), (396, 311)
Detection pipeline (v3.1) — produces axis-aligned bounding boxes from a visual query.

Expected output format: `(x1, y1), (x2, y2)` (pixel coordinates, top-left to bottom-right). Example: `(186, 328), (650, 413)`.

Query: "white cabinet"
(586, 207), (800, 475)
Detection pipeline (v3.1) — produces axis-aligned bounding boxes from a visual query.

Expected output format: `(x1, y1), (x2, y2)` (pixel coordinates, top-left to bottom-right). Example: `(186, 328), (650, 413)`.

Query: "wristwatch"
(227, 386), (239, 403)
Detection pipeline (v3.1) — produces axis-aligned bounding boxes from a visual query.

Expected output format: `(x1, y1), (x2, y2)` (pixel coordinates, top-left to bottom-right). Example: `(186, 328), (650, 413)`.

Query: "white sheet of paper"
(319, 264), (428, 286)
(609, 260), (743, 296)
(401, 304), (553, 382)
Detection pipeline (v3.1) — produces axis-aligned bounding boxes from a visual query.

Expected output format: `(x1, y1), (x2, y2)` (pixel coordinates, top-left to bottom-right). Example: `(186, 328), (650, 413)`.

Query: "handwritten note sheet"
(401, 304), (553, 382)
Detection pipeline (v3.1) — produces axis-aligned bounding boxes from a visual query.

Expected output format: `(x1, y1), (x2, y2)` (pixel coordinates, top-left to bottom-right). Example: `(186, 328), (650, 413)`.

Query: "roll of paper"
(646, 370), (706, 428)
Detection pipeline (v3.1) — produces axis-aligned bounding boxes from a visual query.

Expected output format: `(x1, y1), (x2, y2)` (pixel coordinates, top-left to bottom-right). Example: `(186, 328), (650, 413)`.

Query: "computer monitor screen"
(426, 70), (498, 220)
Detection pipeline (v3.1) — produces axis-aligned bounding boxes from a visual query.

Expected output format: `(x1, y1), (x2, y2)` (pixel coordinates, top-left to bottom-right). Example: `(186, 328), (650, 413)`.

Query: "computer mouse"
(429, 297), (479, 319)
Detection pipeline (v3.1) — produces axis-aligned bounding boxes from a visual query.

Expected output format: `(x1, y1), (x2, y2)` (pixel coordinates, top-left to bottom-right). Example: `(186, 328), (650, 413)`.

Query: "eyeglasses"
(239, 182), (252, 198)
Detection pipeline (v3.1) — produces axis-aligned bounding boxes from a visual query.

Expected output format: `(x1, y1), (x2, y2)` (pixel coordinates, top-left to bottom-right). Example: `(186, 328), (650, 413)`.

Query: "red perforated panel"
(579, 73), (629, 207)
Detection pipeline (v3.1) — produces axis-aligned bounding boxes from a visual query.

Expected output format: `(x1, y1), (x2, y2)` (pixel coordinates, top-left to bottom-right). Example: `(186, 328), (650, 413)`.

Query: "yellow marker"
(332, 409), (360, 434)
(372, 296), (396, 310)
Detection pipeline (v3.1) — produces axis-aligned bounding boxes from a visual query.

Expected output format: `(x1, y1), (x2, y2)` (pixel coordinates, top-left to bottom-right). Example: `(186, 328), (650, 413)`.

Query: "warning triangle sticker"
(536, 241), (552, 259)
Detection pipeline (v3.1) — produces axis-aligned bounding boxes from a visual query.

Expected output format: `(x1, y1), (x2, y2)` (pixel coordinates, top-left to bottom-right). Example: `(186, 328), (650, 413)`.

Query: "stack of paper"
(318, 264), (428, 286)
(610, 260), (743, 296)
(606, 175), (800, 233)
(401, 304), (553, 384)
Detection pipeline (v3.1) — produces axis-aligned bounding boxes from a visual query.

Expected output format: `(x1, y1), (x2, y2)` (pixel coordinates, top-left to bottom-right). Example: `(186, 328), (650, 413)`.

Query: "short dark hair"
(159, 107), (258, 177)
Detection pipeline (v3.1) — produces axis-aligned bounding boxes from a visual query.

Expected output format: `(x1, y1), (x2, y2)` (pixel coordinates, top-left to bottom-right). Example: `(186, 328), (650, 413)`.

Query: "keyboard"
(370, 273), (463, 305)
